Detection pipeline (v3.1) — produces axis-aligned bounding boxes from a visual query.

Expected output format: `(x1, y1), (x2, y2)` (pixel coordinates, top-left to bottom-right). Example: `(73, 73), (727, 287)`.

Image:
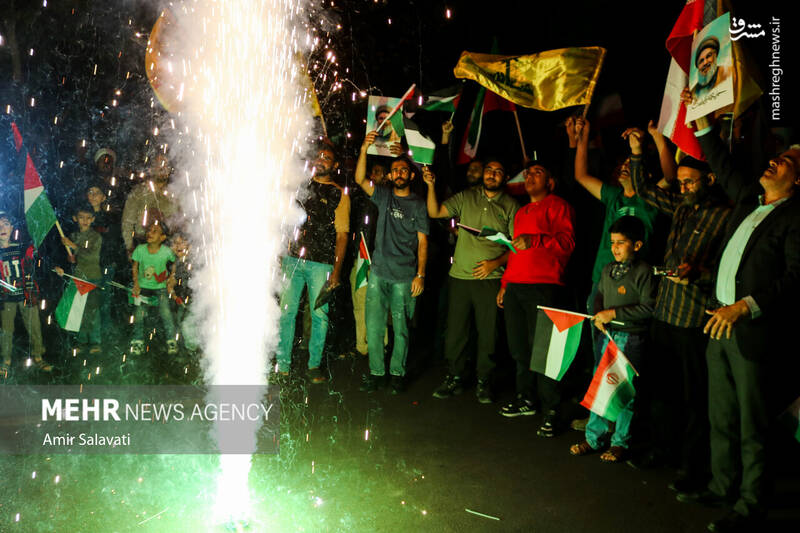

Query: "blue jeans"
(276, 256), (332, 372)
(586, 330), (645, 450)
(365, 272), (415, 377)
(132, 288), (177, 342)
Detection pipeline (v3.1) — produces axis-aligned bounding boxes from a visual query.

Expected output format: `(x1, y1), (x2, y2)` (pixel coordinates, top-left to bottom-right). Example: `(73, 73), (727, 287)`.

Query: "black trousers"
(707, 334), (769, 517)
(503, 283), (564, 413)
(443, 277), (501, 380)
(649, 319), (710, 480)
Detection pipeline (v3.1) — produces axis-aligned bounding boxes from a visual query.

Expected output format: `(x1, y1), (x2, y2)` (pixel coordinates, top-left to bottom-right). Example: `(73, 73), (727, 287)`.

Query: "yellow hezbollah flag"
(453, 47), (606, 111)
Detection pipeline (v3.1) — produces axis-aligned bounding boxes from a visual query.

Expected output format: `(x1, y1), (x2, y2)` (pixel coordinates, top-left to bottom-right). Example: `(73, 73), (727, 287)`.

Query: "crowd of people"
(1, 88), (798, 532)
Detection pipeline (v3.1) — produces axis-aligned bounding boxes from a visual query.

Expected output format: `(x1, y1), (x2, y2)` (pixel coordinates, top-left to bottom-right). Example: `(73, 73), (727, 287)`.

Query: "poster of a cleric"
(366, 95), (403, 157)
(685, 12), (734, 123)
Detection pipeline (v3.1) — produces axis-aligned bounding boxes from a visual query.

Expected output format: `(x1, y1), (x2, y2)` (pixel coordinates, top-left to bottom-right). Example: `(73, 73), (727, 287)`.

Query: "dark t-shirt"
(370, 184), (429, 283)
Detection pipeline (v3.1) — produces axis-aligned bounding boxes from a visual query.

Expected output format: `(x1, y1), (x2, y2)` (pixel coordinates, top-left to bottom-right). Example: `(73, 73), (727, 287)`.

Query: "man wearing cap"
(675, 98), (800, 532)
(424, 157), (519, 403)
(625, 127), (731, 494)
(693, 36), (732, 101)
(121, 153), (180, 256)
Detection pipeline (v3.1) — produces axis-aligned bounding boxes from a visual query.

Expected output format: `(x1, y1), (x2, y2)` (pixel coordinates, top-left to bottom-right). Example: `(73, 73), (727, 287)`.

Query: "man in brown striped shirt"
(625, 127), (731, 494)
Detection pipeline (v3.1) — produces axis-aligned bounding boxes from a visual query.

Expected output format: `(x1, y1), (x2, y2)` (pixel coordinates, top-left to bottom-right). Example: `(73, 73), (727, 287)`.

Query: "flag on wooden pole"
(530, 307), (584, 380)
(54, 278), (99, 332)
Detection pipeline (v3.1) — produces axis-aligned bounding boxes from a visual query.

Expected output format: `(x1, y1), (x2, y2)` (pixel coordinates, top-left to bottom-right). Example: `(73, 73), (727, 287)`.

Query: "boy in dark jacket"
(570, 215), (657, 462)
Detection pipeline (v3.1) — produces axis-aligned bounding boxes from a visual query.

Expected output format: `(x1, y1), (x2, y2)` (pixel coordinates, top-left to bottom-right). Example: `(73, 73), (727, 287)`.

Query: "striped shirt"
(630, 155), (731, 328)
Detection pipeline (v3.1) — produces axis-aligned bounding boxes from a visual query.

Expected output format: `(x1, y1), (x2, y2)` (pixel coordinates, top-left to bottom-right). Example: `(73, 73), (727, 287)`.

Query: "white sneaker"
(130, 340), (145, 355)
(166, 340), (179, 355)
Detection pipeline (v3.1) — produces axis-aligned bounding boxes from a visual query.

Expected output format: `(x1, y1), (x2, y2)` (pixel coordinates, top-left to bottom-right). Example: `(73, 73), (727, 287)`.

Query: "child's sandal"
(569, 440), (597, 456)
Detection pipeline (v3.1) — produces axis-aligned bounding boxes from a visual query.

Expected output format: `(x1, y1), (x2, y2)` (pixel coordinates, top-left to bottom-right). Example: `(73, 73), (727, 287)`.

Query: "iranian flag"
(530, 307), (584, 380)
(657, 0), (714, 160)
(580, 336), (638, 422)
(355, 232), (371, 290)
(54, 278), (98, 332)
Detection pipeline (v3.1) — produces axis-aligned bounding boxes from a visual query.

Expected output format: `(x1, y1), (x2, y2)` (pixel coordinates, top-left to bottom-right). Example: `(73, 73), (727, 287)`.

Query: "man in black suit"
(679, 91), (800, 532)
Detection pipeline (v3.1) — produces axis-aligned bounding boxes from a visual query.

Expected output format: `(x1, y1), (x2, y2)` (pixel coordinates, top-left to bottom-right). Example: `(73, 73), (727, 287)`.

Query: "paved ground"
(1, 339), (798, 532)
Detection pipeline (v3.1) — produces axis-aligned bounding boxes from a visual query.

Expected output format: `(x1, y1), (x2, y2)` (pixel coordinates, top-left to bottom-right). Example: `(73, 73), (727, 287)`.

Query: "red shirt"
(502, 194), (575, 287)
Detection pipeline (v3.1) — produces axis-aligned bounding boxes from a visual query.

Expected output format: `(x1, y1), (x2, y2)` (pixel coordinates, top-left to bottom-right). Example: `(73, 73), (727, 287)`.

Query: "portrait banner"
(366, 95), (403, 158)
(686, 13), (735, 123)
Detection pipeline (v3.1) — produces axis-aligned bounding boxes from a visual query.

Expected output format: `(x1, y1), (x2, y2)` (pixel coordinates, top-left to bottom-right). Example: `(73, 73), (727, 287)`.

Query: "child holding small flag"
(0, 211), (49, 373)
(54, 204), (103, 354)
(129, 222), (178, 356)
(570, 215), (657, 462)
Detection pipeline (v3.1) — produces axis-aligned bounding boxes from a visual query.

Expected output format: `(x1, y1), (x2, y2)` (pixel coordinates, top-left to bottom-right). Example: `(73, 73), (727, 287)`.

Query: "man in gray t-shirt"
(355, 131), (429, 394)
(424, 158), (518, 403)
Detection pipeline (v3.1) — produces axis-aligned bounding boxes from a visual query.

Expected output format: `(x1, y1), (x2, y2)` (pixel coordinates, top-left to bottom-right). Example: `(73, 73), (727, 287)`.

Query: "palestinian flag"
(780, 397), (800, 444)
(456, 88), (515, 165)
(404, 119), (436, 165)
(479, 226), (516, 253)
(355, 232), (371, 290)
(54, 278), (98, 332)
(420, 85), (462, 113)
(11, 123), (58, 248)
(580, 336), (637, 422)
(530, 307), (583, 380)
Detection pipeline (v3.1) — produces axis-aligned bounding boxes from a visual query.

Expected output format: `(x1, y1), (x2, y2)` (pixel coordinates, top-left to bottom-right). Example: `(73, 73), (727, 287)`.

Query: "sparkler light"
(159, 0), (312, 527)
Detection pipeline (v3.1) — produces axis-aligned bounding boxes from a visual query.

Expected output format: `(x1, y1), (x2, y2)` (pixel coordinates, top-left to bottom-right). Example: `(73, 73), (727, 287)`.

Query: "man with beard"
(423, 157), (519, 403)
(276, 145), (350, 384)
(692, 37), (732, 101)
(676, 96), (800, 532)
(625, 127), (731, 495)
(464, 160), (484, 189)
(355, 131), (429, 394)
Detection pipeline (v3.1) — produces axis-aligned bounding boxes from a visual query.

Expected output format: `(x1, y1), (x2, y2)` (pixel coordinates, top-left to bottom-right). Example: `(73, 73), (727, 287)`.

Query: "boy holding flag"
(570, 216), (657, 462)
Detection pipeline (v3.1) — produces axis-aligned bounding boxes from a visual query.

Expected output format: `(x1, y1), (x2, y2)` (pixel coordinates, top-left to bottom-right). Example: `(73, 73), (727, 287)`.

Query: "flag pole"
(601, 328), (640, 376)
(512, 108), (528, 162)
(536, 304), (625, 326)
(52, 220), (74, 258)
(52, 270), (101, 289)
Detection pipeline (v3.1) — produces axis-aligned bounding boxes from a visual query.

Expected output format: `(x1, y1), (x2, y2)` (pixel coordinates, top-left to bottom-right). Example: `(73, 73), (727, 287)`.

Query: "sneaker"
(130, 340), (145, 355)
(537, 410), (559, 437)
(476, 379), (493, 404)
(308, 367), (327, 384)
(432, 375), (464, 399)
(166, 340), (179, 355)
(359, 374), (384, 393)
(499, 396), (537, 417)
(390, 375), (405, 395)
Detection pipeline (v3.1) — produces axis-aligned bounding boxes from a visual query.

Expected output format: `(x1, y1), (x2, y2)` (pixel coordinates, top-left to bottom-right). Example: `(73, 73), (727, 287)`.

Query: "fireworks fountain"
(150, 0), (313, 528)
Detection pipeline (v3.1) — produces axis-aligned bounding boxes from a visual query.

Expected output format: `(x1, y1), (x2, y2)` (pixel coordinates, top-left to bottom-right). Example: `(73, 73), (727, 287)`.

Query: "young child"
(0, 211), (50, 373)
(169, 230), (200, 356)
(86, 181), (125, 336)
(54, 204), (103, 353)
(130, 222), (178, 355)
(570, 215), (657, 462)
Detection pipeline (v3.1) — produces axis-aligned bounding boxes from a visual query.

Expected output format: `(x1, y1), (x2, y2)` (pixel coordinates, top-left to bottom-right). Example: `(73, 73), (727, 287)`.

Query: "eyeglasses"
(391, 167), (410, 176)
(678, 177), (702, 189)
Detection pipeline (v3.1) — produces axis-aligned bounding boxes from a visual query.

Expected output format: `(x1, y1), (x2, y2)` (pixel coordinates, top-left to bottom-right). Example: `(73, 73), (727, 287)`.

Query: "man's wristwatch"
(415, 273), (425, 279)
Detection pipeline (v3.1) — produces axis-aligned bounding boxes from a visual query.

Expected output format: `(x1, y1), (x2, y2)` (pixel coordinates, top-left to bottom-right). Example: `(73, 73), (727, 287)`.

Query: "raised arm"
(422, 166), (450, 218)
(624, 127), (679, 215)
(573, 117), (603, 200)
(647, 119), (677, 186)
(355, 131), (377, 197)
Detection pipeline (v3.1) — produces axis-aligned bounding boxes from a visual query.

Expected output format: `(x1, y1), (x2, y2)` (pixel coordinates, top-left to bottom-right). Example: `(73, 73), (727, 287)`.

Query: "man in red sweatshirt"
(496, 161), (575, 437)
